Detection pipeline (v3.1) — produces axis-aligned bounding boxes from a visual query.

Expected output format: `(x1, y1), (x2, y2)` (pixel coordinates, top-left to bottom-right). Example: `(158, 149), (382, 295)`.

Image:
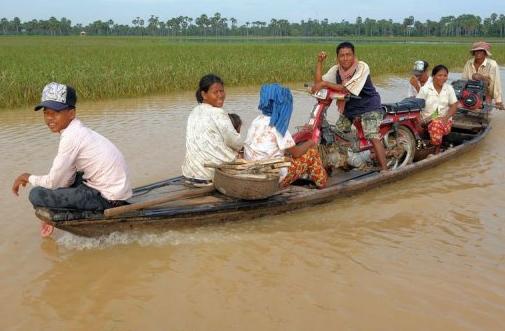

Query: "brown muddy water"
(1, 75), (505, 331)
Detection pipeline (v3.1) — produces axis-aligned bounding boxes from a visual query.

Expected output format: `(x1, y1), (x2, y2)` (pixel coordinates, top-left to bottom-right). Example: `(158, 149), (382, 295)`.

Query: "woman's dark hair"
(228, 113), (242, 133)
(336, 41), (355, 55)
(195, 74), (224, 103)
(431, 64), (449, 76)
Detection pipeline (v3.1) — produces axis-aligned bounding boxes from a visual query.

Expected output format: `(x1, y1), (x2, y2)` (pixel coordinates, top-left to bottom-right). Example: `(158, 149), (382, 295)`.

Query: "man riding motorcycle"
(312, 41), (388, 171)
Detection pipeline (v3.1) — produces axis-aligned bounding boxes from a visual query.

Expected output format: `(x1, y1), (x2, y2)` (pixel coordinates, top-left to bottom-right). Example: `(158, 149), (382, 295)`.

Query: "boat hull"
(35, 124), (490, 237)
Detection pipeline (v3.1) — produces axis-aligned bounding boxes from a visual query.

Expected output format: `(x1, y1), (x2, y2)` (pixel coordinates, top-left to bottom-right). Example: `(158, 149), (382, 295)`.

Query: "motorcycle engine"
(452, 80), (486, 111)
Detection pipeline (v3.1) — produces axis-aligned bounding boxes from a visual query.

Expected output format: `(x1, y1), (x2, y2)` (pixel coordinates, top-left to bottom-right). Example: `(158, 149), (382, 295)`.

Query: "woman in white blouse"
(416, 64), (458, 154)
(182, 74), (243, 183)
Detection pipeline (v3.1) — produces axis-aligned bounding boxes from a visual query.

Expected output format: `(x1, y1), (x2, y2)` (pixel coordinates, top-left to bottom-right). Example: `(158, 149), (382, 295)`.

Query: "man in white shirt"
(11, 82), (132, 211)
(462, 41), (503, 110)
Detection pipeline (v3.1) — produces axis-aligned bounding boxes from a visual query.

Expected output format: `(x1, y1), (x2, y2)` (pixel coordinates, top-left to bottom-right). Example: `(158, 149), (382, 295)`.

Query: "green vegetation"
(1, 13), (505, 38)
(1, 36), (504, 110)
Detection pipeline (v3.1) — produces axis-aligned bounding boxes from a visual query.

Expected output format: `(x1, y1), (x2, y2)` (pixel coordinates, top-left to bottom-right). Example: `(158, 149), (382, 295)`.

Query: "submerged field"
(1, 36), (504, 109)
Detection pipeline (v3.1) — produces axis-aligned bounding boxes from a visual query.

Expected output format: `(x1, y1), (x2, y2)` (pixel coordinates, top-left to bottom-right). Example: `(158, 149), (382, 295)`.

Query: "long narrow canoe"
(34, 112), (491, 237)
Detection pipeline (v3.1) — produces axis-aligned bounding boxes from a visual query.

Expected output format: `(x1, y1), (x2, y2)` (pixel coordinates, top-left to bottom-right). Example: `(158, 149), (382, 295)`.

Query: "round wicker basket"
(213, 168), (280, 200)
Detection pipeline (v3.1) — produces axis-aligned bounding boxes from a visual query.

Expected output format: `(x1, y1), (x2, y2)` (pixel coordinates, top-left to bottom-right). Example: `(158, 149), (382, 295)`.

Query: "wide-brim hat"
(34, 82), (77, 111)
(470, 41), (492, 56)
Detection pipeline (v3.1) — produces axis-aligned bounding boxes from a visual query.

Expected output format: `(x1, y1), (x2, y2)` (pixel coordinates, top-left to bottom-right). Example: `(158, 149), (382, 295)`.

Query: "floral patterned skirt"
(428, 118), (453, 146)
(280, 148), (328, 188)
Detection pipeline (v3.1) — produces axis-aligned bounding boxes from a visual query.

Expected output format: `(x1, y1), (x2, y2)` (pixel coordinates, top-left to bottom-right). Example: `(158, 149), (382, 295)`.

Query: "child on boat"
(11, 82), (132, 212)
(228, 113), (242, 133)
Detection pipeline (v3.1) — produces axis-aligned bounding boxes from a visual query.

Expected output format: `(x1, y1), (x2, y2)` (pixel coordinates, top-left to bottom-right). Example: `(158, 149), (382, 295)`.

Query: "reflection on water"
(1, 74), (505, 330)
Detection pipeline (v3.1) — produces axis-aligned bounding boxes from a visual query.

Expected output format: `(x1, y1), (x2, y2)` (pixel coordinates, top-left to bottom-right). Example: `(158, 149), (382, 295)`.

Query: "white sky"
(2, 0), (503, 25)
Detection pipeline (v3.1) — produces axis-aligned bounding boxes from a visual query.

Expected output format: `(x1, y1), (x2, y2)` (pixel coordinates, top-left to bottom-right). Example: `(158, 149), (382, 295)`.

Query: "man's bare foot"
(40, 222), (54, 238)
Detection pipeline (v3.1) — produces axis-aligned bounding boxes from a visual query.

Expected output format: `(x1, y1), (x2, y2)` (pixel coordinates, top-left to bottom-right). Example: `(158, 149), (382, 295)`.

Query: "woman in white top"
(182, 74), (243, 182)
(244, 84), (327, 188)
(416, 64), (458, 154)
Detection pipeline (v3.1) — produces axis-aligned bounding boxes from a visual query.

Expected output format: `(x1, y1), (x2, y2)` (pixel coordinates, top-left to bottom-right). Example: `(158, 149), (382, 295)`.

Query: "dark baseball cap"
(34, 82), (77, 111)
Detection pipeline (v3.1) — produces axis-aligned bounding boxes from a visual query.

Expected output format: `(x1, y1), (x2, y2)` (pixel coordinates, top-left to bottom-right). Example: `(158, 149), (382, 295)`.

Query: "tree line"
(1, 13), (505, 38)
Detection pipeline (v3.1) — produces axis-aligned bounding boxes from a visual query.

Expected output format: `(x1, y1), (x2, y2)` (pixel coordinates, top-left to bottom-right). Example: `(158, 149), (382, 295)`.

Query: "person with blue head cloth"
(244, 83), (327, 188)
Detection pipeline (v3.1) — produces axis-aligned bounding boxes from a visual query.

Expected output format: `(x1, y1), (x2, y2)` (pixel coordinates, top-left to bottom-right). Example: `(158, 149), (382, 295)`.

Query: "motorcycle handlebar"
(304, 84), (361, 100)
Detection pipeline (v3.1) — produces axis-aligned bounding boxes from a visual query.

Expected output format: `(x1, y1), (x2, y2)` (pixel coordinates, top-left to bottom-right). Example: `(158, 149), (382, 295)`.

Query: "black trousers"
(29, 173), (126, 211)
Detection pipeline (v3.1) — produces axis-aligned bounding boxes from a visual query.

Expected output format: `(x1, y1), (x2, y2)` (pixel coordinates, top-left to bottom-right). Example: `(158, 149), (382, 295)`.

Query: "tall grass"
(1, 36), (504, 110)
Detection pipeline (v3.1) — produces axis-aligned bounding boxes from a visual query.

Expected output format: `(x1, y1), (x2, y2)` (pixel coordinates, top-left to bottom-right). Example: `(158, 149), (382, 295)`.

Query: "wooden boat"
(34, 110), (491, 237)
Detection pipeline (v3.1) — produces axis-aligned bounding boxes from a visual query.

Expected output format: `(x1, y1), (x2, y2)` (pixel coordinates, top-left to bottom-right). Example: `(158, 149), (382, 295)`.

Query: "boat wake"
(55, 227), (245, 250)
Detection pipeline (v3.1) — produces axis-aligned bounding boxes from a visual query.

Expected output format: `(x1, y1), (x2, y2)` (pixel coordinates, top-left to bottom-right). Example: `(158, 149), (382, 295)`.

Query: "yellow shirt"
(462, 57), (502, 103)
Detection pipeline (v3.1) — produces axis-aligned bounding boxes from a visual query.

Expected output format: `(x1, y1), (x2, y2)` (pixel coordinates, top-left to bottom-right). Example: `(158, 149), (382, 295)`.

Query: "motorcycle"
(292, 87), (424, 171)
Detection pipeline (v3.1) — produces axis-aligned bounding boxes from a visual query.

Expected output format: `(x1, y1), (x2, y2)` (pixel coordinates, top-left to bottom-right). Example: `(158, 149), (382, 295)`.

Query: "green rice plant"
(1, 36), (503, 110)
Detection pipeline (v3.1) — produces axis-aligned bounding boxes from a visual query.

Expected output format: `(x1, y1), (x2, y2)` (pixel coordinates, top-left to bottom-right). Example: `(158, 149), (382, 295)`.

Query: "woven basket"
(214, 168), (280, 200)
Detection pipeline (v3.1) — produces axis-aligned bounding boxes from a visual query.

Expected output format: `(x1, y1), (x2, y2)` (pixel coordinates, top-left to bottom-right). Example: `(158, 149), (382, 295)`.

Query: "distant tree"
(355, 16), (362, 36)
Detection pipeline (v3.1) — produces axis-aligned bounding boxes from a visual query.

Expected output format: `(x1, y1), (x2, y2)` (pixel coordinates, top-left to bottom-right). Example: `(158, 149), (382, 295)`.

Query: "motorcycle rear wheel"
(383, 126), (416, 169)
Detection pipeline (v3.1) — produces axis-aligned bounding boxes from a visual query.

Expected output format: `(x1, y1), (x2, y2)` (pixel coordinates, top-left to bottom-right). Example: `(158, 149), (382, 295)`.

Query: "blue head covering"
(258, 83), (293, 136)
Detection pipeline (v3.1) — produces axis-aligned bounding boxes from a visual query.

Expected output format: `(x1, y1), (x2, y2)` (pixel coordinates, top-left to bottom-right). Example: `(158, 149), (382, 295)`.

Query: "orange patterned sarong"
(280, 148), (328, 188)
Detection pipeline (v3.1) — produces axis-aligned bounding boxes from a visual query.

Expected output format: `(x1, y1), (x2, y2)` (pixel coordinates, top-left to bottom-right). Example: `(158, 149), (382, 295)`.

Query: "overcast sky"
(2, 0), (503, 25)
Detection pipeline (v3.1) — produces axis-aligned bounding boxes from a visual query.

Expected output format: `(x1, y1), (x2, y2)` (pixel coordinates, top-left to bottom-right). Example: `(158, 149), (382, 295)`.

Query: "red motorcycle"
(293, 87), (424, 170)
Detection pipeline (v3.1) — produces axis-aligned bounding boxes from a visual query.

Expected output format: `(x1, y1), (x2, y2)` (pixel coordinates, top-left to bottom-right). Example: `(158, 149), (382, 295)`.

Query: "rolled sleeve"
(28, 136), (78, 189)
(217, 112), (243, 151)
(448, 85), (458, 105)
(322, 65), (338, 84)
(492, 64), (502, 103)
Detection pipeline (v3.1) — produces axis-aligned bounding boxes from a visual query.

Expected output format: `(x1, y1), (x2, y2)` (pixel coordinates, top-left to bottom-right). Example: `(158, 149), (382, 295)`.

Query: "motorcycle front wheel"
(383, 126), (416, 169)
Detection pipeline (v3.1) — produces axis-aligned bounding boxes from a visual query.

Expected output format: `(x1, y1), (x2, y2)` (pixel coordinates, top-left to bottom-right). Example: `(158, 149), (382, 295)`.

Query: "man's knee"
(28, 187), (49, 207)
(363, 112), (383, 140)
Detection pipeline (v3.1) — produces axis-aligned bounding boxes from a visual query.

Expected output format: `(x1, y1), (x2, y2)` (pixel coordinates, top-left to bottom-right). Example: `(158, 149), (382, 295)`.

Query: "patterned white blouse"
(182, 103), (243, 181)
(244, 114), (296, 179)
(417, 81), (458, 120)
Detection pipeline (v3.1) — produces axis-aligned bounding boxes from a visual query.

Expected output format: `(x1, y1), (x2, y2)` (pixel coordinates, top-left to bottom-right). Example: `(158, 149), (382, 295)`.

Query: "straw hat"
(470, 41), (492, 56)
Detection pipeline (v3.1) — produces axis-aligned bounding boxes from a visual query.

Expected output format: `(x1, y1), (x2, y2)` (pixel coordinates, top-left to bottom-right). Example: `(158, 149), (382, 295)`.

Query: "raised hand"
(317, 51), (327, 63)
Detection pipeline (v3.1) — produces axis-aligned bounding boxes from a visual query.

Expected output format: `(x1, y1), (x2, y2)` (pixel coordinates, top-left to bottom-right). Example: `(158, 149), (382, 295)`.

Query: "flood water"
(1, 74), (505, 330)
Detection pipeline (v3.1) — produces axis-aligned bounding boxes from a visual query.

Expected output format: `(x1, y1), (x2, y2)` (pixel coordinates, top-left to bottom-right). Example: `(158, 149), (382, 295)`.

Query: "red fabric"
(338, 58), (359, 84)
(428, 118), (453, 146)
(281, 148), (328, 188)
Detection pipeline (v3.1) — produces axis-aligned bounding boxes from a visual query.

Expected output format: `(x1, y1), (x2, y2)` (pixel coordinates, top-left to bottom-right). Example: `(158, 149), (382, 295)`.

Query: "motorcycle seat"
(383, 98), (425, 114)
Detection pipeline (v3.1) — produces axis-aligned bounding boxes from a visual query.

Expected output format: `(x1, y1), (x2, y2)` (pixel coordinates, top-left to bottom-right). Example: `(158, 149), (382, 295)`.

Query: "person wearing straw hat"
(462, 41), (503, 110)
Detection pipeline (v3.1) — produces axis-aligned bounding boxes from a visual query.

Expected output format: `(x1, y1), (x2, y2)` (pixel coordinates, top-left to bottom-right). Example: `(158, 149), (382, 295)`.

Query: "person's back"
(244, 83), (327, 188)
(66, 119), (131, 200)
(244, 114), (294, 161)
